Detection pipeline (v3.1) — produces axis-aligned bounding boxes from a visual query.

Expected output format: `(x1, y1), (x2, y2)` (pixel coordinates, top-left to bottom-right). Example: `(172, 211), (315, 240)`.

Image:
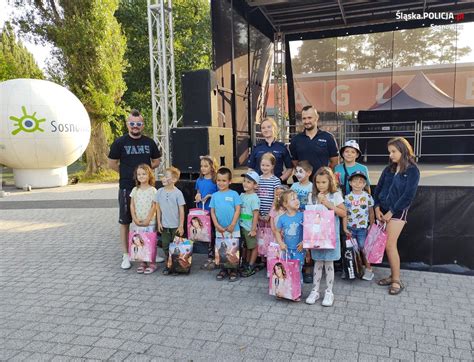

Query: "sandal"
(229, 271), (239, 282)
(216, 270), (227, 280)
(388, 280), (405, 295)
(137, 262), (147, 274)
(377, 276), (392, 286)
(144, 263), (157, 274)
(201, 259), (216, 271)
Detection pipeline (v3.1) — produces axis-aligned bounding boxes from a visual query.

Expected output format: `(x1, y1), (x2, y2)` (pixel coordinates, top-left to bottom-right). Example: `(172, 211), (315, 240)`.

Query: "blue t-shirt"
(239, 193), (260, 231)
(195, 177), (218, 211)
(276, 212), (304, 250)
(290, 182), (313, 209)
(210, 190), (242, 230)
(334, 163), (370, 195)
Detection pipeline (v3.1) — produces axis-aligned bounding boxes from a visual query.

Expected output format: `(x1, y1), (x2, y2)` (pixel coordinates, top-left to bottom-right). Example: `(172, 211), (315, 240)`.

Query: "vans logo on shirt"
(124, 145), (150, 155)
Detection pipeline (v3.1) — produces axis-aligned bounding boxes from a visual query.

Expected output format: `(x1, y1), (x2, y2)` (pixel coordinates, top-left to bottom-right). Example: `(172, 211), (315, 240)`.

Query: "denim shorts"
(348, 227), (368, 249)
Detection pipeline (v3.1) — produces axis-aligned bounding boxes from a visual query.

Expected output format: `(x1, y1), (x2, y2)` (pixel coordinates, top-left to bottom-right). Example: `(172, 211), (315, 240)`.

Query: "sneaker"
(162, 267), (171, 275)
(321, 290), (334, 307)
(362, 269), (374, 281)
(305, 289), (320, 305)
(155, 256), (165, 263)
(121, 254), (131, 269)
(241, 266), (256, 278)
(303, 273), (313, 284)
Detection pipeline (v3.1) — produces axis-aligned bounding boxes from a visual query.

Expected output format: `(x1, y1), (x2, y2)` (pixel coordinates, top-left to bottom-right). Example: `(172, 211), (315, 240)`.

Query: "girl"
(195, 155), (218, 270)
(269, 184), (289, 237)
(257, 152), (281, 222)
(305, 167), (346, 307)
(373, 137), (420, 295)
(275, 190), (305, 286)
(130, 164), (157, 274)
(189, 217), (210, 242)
(131, 234), (148, 261)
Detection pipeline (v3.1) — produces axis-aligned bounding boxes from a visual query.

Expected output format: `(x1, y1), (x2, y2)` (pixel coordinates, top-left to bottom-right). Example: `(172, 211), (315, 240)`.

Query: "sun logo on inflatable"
(10, 106), (46, 135)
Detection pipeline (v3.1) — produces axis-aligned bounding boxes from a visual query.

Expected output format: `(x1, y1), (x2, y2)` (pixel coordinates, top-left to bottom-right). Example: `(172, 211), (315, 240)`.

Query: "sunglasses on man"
(128, 121), (143, 127)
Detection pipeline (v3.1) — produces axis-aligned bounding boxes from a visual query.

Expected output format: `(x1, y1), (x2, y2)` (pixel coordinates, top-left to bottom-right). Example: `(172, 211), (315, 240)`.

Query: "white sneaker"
(121, 254), (131, 269)
(362, 269), (374, 281)
(305, 289), (320, 305)
(321, 290), (334, 307)
(155, 256), (165, 263)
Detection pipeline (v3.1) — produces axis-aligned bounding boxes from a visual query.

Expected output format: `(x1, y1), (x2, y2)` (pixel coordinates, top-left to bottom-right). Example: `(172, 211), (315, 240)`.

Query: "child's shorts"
(241, 228), (257, 250)
(348, 227), (368, 249)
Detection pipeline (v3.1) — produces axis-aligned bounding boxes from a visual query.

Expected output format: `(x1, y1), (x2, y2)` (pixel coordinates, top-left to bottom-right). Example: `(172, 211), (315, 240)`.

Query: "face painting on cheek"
(295, 168), (305, 181)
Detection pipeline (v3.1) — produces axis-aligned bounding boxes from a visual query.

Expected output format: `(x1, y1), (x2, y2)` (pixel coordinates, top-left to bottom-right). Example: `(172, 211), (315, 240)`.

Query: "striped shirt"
(257, 175), (281, 216)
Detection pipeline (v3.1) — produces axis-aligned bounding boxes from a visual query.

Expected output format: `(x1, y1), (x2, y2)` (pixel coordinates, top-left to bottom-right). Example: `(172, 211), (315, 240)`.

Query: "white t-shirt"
(130, 186), (157, 224)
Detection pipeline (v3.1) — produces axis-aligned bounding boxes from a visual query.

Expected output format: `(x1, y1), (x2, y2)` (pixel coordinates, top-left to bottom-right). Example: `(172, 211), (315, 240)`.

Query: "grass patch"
(71, 168), (119, 183)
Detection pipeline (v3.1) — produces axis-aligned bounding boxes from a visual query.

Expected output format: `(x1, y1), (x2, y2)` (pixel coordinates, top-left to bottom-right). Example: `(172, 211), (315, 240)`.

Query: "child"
(239, 171), (260, 277)
(155, 166), (186, 275)
(195, 155), (218, 270)
(343, 171), (375, 281)
(305, 167), (346, 307)
(269, 184), (289, 236)
(275, 190), (305, 288)
(291, 160), (313, 209)
(130, 164), (157, 274)
(335, 140), (370, 195)
(209, 167), (242, 282)
(257, 152), (281, 222)
(373, 137), (420, 295)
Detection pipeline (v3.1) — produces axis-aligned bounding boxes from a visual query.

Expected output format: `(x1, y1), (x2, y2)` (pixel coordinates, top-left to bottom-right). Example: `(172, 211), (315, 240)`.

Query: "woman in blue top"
(373, 137), (420, 295)
(248, 117), (293, 183)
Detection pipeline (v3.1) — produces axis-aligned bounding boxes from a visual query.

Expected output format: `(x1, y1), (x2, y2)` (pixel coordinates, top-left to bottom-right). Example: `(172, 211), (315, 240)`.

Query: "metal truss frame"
(147, 0), (177, 170)
(273, 31), (287, 142)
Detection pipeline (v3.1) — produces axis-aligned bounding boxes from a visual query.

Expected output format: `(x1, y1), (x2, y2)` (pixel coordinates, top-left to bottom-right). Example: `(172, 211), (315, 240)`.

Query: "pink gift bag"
(302, 207), (336, 249)
(187, 207), (211, 242)
(215, 237), (240, 269)
(257, 222), (273, 256)
(266, 242), (281, 277)
(364, 222), (387, 264)
(268, 255), (301, 301)
(128, 227), (157, 262)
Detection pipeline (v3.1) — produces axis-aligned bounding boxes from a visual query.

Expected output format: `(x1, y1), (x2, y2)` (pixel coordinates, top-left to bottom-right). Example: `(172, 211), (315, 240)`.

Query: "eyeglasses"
(128, 121), (143, 127)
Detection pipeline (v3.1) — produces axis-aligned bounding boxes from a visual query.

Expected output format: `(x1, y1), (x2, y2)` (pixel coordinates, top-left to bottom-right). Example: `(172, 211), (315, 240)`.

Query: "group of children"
(127, 139), (378, 306)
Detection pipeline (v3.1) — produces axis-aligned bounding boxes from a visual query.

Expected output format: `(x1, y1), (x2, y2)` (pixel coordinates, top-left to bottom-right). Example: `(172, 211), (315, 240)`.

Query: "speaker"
(182, 69), (218, 127)
(171, 127), (233, 173)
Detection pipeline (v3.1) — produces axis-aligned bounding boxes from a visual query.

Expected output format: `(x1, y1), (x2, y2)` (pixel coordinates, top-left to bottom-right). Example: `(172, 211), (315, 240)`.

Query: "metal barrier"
(251, 118), (474, 161)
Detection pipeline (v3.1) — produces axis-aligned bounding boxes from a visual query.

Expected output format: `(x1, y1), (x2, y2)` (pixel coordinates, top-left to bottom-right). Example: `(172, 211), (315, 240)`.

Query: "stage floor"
(234, 164), (474, 187)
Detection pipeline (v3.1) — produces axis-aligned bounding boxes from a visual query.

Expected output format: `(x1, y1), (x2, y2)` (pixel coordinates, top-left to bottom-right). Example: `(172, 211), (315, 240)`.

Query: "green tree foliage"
(15, 0), (127, 176)
(293, 27), (471, 73)
(0, 22), (43, 81)
(116, 0), (211, 135)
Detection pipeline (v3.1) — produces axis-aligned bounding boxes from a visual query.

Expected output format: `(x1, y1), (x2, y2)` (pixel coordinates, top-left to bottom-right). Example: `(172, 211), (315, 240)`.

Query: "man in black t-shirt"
(108, 109), (161, 269)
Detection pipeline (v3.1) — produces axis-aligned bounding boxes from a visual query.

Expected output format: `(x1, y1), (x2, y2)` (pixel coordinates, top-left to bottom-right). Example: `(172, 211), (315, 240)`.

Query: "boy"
(343, 171), (375, 280)
(210, 167), (242, 282)
(335, 140), (370, 195)
(291, 160), (313, 209)
(155, 166), (186, 275)
(239, 171), (260, 277)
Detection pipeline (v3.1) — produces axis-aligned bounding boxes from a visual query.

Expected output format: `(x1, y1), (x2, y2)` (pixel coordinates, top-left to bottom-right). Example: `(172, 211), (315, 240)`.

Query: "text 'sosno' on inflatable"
(0, 79), (91, 188)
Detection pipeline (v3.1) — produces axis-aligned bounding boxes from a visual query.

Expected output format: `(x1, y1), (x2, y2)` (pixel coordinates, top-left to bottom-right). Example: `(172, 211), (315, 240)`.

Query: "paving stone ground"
(0, 184), (473, 361)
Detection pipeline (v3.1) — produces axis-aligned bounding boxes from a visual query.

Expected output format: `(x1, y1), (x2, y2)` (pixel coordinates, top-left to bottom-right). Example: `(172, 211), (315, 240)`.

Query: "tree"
(292, 26), (471, 73)
(0, 22), (43, 81)
(14, 0), (127, 176)
(116, 0), (211, 135)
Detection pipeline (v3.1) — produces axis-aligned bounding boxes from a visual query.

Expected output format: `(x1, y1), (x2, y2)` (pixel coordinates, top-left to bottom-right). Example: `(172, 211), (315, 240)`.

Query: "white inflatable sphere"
(0, 79), (91, 188)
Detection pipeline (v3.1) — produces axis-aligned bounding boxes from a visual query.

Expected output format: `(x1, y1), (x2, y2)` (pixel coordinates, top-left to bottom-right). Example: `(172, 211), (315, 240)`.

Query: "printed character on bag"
(128, 228), (157, 262)
(167, 237), (193, 273)
(257, 222), (273, 256)
(215, 237), (240, 268)
(187, 208), (211, 242)
(268, 257), (301, 301)
(302, 209), (336, 249)
(364, 221), (387, 264)
(266, 242), (281, 277)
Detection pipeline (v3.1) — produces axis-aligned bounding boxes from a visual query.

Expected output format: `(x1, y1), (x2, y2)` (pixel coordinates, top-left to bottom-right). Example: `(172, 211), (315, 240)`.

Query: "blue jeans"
(348, 227), (368, 250)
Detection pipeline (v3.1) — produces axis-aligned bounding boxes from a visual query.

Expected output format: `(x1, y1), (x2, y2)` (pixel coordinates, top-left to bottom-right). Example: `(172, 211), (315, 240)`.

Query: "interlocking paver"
(1, 184), (473, 361)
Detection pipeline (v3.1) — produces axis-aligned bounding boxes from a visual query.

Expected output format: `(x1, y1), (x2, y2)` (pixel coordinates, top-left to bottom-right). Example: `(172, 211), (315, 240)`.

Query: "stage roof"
(239, 0), (474, 40)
